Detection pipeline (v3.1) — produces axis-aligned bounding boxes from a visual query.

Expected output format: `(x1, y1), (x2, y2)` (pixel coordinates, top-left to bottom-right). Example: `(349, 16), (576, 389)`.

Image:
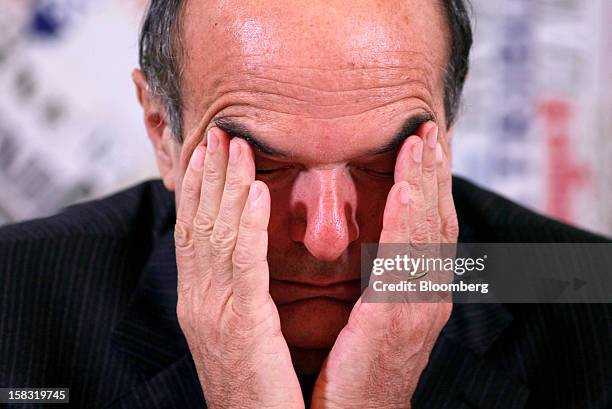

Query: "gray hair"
(139, 0), (473, 143)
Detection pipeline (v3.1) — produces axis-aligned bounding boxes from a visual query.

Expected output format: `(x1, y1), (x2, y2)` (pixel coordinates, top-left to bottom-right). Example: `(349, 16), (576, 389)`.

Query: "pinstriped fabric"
(0, 235), (141, 406)
(0, 177), (610, 409)
(431, 177), (612, 409)
(490, 303), (612, 409)
(105, 356), (204, 409)
(443, 178), (612, 409)
(0, 181), (172, 407)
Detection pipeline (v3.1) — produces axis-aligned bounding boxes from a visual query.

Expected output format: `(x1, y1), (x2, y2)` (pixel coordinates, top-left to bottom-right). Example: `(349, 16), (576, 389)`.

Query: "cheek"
(354, 178), (392, 241)
(266, 182), (295, 239)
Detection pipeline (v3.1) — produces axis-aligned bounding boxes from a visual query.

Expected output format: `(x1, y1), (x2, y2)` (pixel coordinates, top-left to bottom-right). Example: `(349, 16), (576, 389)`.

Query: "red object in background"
(538, 99), (590, 223)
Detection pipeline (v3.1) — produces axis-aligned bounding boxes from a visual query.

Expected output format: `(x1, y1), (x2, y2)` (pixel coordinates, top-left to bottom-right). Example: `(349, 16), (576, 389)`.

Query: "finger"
(379, 182), (411, 245)
(380, 175), (428, 245)
(394, 134), (421, 184)
(437, 145), (458, 243)
(175, 144), (206, 291)
(422, 124), (441, 243)
(379, 181), (426, 250)
(368, 184), (408, 303)
(177, 144), (206, 226)
(193, 127), (229, 263)
(233, 181), (271, 311)
(375, 182), (428, 303)
(394, 120), (436, 184)
(210, 138), (255, 290)
(404, 137), (429, 246)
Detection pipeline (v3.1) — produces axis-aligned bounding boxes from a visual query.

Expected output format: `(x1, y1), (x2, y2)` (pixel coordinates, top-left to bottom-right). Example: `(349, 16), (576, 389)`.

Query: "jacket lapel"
(111, 229), (188, 376)
(412, 303), (528, 409)
(109, 225), (207, 408)
(104, 353), (205, 409)
(410, 198), (530, 409)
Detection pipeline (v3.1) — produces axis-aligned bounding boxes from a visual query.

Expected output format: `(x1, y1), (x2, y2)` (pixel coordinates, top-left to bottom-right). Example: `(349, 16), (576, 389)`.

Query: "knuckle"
(422, 162), (436, 176)
(426, 220), (441, 242)
(232, 255), (252, 274)
(233, 231), (267, 267)
(210, 220), (236, 255)
(396, 216), (411, 235)
(407, 180), (423, 199)
(204, 166), (224, 185)
(442, 214), (459, 241)
(408, 242), (429, 253)
(411, 223), (429, 243)
(438, 174), (452, 193)
(176, 295), (194, 331)
(174, 221), (193, 248)
(192, 212), (215, 238)
(176, 300), (189, 325)
(232, 245), (260, 271)
(224, 309), (256, 336)
(176, 277), (191, 296)
(182, 179), (200, 197)
(239, 212), (259, 231)
(225, 177), (250, 199)
(425, 206), (438, 225)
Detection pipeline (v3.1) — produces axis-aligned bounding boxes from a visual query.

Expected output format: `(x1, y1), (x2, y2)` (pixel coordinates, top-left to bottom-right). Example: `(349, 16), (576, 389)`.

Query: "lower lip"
(270, 279), (362, 305)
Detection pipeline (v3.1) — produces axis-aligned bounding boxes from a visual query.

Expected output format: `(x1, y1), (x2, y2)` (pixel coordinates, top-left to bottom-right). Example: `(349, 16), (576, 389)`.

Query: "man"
(0, 1), (610, 408)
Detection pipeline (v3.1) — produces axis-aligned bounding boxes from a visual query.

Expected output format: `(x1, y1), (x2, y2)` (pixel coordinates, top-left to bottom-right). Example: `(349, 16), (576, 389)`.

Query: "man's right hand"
(174, 127), (304, 409)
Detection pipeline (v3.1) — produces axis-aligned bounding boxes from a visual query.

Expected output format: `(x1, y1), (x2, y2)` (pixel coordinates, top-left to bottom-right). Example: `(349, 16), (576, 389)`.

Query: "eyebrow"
(213, 112), (434, 158)
(213, 118), (289, 157)
(371, 112), (434, 155)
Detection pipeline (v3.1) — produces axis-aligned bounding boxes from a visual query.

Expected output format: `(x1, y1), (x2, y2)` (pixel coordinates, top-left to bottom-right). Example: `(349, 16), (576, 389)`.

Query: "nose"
(290, 168), (359, 261)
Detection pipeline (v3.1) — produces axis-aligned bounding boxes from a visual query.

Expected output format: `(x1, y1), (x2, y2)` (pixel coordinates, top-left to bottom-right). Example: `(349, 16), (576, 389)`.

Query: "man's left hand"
(311, 123), (458, 409)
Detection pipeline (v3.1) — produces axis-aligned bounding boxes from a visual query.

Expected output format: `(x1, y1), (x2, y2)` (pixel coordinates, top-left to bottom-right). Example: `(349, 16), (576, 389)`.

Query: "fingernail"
(248, 183), (262, 206)
(207, 129), (218, 154)
(435, 143), (443, 163)
(398, 185), (410, 206)
(411, 141), (423, 163)
(426, 126), (438, 149)
(191, 147), (205, 171)
(229, 140), (241, 163)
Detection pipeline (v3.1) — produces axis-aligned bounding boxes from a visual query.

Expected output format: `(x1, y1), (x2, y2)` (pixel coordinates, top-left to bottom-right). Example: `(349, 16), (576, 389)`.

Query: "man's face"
(171, 0), (449, 358)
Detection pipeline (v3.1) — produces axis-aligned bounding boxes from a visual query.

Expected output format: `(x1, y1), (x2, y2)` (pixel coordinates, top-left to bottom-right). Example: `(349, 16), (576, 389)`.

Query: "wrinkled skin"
(133, 0), (457, 407)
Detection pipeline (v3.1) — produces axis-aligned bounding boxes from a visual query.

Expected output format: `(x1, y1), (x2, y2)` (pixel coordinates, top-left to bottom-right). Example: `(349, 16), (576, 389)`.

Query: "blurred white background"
(1, 0), (611, 236)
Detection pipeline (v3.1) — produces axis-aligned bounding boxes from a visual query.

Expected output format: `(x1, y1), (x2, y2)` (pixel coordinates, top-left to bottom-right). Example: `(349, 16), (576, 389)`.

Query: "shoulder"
(0, 179), (175, 293)
(0, 180), (175, 391)
(0, 179), (174, 243)
(452, 178), (612, 405)
(452, 175), (610, 243)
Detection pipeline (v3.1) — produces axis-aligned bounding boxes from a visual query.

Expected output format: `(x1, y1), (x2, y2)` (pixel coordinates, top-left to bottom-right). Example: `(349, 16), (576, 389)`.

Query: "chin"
(278, 297), (353, 374)
(277, 297), (353, 349)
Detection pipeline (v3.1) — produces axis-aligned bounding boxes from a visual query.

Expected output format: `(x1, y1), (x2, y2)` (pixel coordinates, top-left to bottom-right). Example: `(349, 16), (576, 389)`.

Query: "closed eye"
(256, 167), (292, 175)
(352, 166), (394, 178)
(254, 156), (296, 175)
(254, 152), (296, 176)
(350, 151), (396, 179)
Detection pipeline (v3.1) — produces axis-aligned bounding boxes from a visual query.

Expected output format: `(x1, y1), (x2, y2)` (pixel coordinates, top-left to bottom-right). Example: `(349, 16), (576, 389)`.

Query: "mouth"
(270, 278), (362, 305)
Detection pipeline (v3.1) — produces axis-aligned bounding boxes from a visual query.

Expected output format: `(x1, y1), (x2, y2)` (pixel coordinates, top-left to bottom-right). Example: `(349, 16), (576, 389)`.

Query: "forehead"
(179, 0), (449, 161)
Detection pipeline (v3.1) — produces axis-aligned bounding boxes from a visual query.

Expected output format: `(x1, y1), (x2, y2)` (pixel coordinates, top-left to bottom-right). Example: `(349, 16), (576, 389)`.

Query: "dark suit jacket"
(0, 177), (610, 409)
